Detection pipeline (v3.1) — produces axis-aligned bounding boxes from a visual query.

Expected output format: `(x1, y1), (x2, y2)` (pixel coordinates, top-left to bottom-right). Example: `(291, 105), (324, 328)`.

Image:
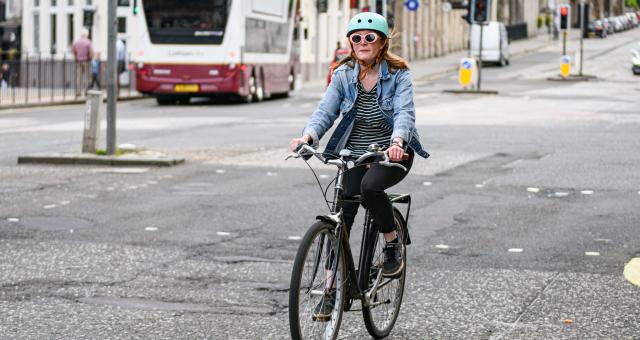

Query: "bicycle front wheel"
(361, 209), (407, 339)
(289, 221), (346, 340)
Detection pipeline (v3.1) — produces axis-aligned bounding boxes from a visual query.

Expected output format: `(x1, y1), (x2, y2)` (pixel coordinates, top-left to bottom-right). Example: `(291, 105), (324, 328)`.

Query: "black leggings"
(341, 149), (414, 234)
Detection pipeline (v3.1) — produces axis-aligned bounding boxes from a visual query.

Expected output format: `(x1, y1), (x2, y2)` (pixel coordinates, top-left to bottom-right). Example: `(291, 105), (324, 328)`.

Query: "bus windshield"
(143, 0), (230, 44)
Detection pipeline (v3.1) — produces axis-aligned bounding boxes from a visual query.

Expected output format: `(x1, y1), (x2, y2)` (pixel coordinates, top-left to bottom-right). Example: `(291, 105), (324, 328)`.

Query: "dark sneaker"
(312, 289), (336, 322)
(382, 240), (404, 278)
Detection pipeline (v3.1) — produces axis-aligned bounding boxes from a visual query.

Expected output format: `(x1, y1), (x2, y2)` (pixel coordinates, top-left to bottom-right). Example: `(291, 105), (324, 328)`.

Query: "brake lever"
(379, 152), (408, 172)
(379, 160), (407, 172)
(284, 153), (299, 160)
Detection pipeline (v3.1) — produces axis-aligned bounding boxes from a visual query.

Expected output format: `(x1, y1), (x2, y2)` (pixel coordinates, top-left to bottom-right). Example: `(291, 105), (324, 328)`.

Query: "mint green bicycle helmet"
(346, 12), (390, 38)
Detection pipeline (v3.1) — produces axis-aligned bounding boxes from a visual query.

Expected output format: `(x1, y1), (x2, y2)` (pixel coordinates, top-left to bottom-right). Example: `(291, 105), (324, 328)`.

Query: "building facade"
(21, 0), (136, 59)
(1, 0), (21, 57)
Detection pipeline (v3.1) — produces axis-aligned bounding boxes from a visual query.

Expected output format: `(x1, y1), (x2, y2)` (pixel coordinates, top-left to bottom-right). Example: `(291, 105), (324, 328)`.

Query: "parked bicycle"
(287, 143), (413, 340)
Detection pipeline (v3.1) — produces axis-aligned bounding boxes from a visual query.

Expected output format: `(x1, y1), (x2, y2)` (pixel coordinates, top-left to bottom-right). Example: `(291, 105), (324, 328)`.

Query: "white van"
(470, 21), (511, 66)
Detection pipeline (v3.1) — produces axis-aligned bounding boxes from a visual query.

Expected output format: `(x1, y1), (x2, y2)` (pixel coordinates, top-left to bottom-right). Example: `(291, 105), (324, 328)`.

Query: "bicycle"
(287, 143), (413, 340)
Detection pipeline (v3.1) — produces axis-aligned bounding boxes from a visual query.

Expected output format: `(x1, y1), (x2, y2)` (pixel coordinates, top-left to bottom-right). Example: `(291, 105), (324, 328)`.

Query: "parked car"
(470, 21), (511, 66)
(627, 12), (639, 28)
(326, 48), (351, 86)
(611, 17), (624, 32)
(587, 20), (607, 38)
(632, 49), (640, 75)
(603, 18), (614, 34)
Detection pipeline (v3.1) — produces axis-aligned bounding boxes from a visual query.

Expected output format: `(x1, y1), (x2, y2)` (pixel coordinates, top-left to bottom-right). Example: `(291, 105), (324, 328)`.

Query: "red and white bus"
(133, 0), (301, 105)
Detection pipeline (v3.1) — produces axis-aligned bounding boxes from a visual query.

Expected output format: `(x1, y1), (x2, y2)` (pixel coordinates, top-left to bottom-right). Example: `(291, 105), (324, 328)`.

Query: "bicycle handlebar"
(285, 143), (408, 172)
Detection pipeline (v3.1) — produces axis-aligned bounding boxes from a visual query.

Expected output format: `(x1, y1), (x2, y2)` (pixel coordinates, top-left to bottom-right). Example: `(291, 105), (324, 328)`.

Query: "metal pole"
(477, 23), (483, 91)
(562, 31), (566, 56)
(315, 7), (321, 78)
(579, 2), (584, 76)
(107, 0), (117, 155)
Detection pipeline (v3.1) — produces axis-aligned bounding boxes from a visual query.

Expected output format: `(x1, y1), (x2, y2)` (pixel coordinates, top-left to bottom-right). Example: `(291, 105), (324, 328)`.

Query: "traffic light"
(559, 5), (570, 31)
(472, 0), (489, 23)
(462, 1), (471, 23)
(133, 0), (139, 15)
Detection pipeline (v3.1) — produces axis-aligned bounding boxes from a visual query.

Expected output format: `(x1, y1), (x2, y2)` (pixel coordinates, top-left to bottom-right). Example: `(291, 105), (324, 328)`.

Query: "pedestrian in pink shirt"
(72, 28), (94, 97)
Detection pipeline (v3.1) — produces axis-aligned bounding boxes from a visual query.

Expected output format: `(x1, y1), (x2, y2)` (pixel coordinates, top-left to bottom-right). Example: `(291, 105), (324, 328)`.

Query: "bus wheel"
(156, 97), (176, 105)
(252, 72), (264, 102)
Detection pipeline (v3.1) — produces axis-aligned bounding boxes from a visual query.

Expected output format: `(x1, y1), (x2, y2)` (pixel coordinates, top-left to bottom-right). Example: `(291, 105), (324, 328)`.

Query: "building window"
(34, 0), (40, 7)
(118, 0), (130, 6)
(68, 0), (74, 6)
(68, 14), (74, 45)
(52, 0), (57, 6)
(51, 14), (57, 54)
(118, 17), (127, 33)
(34, 13), (41, 52)
(86, 0), (92, 5)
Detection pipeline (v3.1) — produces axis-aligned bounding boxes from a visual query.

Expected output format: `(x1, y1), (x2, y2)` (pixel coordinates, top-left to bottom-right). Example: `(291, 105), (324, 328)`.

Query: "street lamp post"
(579, 1), (585, 76)
(106, 0), (117, 155)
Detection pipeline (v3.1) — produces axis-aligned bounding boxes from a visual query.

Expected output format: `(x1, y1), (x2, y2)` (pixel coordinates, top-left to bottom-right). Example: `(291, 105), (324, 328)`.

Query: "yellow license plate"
(175, 84), (199, 92)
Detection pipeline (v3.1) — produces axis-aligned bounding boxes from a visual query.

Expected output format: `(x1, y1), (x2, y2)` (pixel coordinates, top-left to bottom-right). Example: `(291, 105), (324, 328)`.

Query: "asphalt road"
(1, 29), (639, 339)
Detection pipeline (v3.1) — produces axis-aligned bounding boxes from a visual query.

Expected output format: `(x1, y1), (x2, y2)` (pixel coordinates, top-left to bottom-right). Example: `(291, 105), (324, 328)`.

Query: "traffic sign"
(442, 2), (452, 12)
(405, 0), (419, 11)
(458, 58), (477, 87)
(560, 55), (571, 78)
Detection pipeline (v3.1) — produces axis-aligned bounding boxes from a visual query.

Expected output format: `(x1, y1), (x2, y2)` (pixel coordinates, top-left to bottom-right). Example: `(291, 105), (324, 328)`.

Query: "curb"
(17, 153), (185, 167)
(0, 95), (146, 111)
(546, 74), (598, 82)
(442, 89), (499, 95)
(624, 257), (640, 288)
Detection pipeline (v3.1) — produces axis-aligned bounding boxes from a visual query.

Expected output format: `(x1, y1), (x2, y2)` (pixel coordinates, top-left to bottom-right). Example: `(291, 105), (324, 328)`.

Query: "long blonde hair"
(331, 34), (409, 80)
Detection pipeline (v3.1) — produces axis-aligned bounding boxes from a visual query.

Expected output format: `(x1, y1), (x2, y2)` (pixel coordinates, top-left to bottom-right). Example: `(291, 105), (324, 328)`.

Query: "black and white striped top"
(345, 83), (393, 158)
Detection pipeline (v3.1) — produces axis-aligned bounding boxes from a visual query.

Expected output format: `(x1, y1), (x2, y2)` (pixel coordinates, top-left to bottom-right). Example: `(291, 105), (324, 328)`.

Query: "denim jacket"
(302, 59), (429, 159)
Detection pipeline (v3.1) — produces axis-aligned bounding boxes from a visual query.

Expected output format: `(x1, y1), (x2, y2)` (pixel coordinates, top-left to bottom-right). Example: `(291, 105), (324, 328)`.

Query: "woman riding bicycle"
(289, 12), (429, 320)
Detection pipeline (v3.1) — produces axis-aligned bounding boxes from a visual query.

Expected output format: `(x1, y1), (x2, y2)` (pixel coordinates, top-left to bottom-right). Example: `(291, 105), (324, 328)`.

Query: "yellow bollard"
(458, 58), (477, 88)
(560, 55), (571, 78)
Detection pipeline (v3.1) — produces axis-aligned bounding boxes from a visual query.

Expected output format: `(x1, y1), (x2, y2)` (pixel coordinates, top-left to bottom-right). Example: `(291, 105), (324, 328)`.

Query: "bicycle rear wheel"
(289, 221), (346, 340)
(361, 209), (407, 339)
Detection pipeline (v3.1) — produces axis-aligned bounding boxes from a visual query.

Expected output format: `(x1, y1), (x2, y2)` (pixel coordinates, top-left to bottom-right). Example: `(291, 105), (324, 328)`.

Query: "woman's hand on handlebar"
(290, 135), (312, 152)
(387, 139), (405, 161)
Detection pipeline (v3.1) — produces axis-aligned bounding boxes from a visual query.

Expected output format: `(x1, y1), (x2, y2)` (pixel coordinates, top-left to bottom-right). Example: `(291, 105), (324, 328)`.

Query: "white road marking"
(319, 174), (329, 179)
(266, 172), (277, 176)
(553, 192), (569, 197)
(69, 229), (74, 233)
(215, 169), (226, 174)
(423, 181), (432, 186)
(435, 244), (449, 249)
(585, 251), (600, 256)
(580, 190), (594, 195)
(217, 232), (231, 236)
(475, 184), (485, 188)
(145, 227), (158, 231)
(287, 236), (302, 240)
(147, 180), (159, 185)
(7, 218), (19, 222)
(93, 168), (150, 174)
(60, 201), (71, 205)
(44, 204), (57, 209)
(527, 187), (540, 193)
(508, 248), (524, 253)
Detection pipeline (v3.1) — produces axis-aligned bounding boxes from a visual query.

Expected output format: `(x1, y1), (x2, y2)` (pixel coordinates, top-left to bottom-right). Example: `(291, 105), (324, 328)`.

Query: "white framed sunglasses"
(349, 32), (380, 45)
